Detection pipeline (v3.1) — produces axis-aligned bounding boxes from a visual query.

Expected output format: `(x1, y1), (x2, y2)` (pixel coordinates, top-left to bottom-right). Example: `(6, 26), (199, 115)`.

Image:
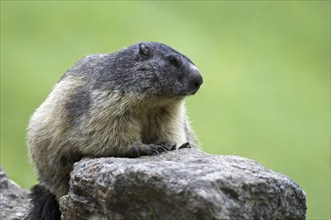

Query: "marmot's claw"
(128, 146), (141, 158)
(170, 144), (177, 151)
(155, 145), (169, 153)
(178, 142), (191, 149)
(129, 143), (190, 157)
(130, 144), (169, 157)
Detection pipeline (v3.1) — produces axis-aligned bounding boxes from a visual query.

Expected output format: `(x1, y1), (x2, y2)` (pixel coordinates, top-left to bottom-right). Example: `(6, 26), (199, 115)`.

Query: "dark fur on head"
(61, 42), (202, 97)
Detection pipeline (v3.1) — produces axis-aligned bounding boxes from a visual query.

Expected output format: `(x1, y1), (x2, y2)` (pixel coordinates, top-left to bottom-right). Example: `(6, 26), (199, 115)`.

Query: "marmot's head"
(127, 42), (203, 97)
(63, 42), (203, 98)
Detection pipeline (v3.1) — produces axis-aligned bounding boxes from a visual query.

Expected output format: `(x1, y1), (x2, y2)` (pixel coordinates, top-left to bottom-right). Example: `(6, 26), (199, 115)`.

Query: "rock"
(60, 149), (306, 220)
(0, 166), (30, 220)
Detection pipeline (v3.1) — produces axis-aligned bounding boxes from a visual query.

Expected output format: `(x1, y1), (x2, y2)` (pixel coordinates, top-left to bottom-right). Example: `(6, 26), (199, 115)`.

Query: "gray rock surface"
(0, 166), (30, 220)
(60, 149), (306, 220)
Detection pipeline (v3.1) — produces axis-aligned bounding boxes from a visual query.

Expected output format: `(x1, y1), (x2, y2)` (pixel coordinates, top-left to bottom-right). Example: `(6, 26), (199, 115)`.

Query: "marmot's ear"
(138, 43), (149, 56)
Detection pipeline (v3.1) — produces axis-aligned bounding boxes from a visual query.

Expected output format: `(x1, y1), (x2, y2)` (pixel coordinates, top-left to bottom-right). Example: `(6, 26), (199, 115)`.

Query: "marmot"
(27, 42), (203, 219)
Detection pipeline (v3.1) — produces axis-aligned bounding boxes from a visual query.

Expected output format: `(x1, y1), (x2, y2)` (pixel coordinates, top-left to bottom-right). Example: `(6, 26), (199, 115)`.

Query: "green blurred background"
(1, 1), (330, 219)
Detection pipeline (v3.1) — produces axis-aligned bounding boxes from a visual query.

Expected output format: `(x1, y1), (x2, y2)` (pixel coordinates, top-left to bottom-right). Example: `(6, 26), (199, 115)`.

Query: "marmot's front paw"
(129, 144), (171, 158)
(128, 142), (190, 158)
(178, 142), (191, 149)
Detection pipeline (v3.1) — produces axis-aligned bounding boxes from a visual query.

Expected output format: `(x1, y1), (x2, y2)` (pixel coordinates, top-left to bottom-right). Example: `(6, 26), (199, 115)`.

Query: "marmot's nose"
(189, 68), (203, 92)
(192, 71), (203, 89)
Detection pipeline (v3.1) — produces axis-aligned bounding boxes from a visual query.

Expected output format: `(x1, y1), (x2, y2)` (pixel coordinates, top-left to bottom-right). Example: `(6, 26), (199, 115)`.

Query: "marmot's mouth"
(179, 88), (200, 96)
(188, 88), (200, 96)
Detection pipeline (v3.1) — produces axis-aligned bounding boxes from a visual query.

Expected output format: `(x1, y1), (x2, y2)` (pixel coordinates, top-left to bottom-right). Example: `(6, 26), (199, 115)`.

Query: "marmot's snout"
(188, 65), (203, 94)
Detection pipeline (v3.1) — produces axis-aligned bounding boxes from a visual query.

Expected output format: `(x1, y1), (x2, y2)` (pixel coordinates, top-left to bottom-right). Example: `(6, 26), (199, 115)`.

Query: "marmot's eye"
(168, 55), (179, 66)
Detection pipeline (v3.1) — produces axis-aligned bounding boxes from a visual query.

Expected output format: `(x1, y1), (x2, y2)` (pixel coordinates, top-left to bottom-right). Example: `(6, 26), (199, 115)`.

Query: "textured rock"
(0, 166), (30, 220)
(60, 149), (306, 220)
